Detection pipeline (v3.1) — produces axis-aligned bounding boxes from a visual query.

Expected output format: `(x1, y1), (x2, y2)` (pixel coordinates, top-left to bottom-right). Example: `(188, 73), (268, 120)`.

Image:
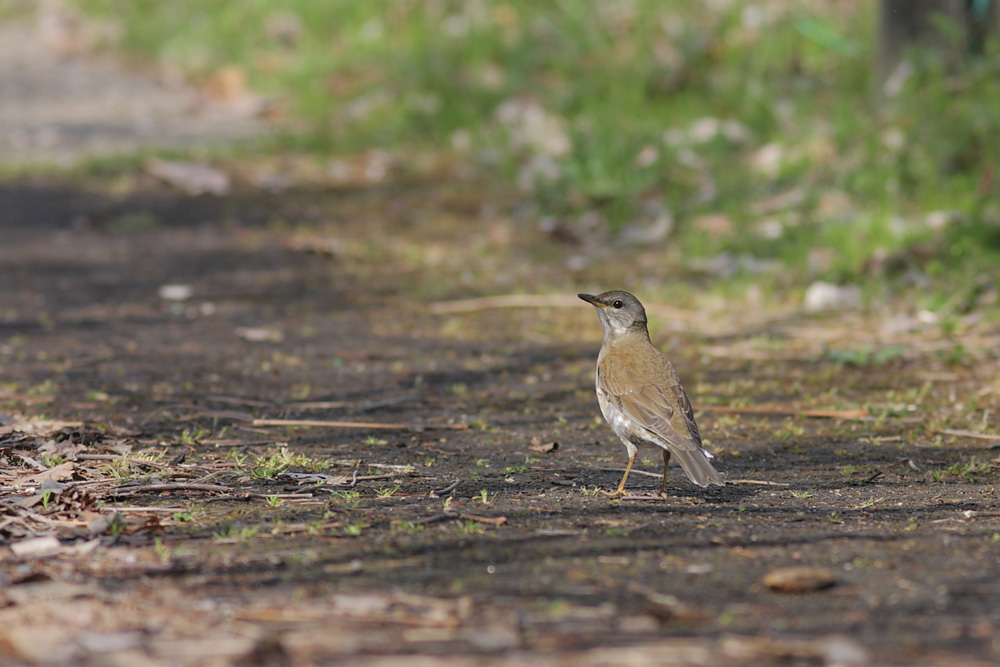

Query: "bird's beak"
(578, 293), (606, 308)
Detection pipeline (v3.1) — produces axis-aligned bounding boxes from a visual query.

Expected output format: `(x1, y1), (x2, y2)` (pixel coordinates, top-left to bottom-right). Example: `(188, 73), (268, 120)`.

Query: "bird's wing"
(599, 355), (723, 486)
(618, 383), (704, 454)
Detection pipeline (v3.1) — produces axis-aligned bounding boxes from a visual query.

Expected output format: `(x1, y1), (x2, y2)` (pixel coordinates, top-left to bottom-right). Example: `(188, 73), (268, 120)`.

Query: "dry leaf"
(762, 566), (837, 593)
(529, 438), (558, 453)
(19, 461), (75, 485)
(146, 159), (231, 196)
(235, 326), (284, 343)
(10, 535), (62, 559)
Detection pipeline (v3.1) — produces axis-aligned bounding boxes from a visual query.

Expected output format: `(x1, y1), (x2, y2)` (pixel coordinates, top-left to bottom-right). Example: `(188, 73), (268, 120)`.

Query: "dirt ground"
(1, 10), (1000, 666)
(1, 173), (999, 667)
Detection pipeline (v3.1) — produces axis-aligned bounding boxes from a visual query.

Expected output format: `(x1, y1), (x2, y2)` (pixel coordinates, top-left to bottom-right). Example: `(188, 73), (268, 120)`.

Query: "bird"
(578, 290), (724, 495)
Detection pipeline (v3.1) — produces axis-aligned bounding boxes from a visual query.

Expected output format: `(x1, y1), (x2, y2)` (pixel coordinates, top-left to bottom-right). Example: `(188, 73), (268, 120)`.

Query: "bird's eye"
(612, 300), (623, 309)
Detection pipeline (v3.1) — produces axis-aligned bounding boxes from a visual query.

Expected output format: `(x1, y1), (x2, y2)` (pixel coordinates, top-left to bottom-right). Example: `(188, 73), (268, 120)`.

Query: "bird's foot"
(603, 486), (628, 498)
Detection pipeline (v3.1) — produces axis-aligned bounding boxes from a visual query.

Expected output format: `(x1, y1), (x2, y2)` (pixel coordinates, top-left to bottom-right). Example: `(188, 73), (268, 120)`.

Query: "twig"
(102, 506), (186, 512)
(251, 418), (467, 431)
(203, 395), (275, 408)
(696, 405), (869, 420)
(415, 510), (507, 527)
(282, 400), (351, 410)
(355, 393), (421, 413)
(457, 512), (507, 527)
(934, 429), (1000, 442)
(598, 467), (662, 479)
(863, 471), (884, 484)
(431, 480), (461, 497)
(429, 294), (578, 314)
(76, 454), (171, 469)
(727, 479), (790, 486)
(108, 483), (234, 497)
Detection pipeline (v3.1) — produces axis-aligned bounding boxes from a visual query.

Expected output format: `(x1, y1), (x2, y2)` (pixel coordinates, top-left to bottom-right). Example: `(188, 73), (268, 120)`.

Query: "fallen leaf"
(19, 461), (75, 485)
(762, 566), (837, 593)
(529, 438), (558, 453)
(146, 159), (231, 196)
(10, 535), (62, 559)
(235, 326), (284, 343)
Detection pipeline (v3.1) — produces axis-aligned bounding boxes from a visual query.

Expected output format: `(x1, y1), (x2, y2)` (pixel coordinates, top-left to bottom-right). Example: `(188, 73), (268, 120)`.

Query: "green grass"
(67, 2), (1000, 287)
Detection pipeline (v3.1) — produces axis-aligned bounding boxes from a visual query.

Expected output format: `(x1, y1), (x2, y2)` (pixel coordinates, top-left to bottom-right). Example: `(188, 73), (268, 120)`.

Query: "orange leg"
(659, 449), (671, 496)
(606, 451), (637, 497)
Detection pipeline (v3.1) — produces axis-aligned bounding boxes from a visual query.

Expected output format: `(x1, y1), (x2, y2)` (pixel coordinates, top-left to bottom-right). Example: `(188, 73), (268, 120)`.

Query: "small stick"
(457, 512), (507, 527)
(695, 405), (869, 420)
(727, 479), (790, 486)
(429, 294), (579, 314)
(431, 480), (461, 497)
(598, 467), (662, 479)
(102, 506), (185, 512)
(108, 483), (234, 497)
(282, 401), (352, 410)
(934, 429), (1000, 442)
(251, 418), (467, 431)
(76, 454), (171, 469)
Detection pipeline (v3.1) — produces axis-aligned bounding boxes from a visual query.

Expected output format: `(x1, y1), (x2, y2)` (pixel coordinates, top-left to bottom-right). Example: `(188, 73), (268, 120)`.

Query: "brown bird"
(579, 290), (724, 495)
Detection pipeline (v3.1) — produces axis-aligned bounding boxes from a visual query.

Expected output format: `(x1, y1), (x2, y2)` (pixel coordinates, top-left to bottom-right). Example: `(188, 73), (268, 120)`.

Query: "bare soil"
(1, 175), (999, 666)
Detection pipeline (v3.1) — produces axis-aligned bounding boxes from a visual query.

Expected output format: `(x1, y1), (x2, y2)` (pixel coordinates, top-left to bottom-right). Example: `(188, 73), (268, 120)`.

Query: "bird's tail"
(672, 446), (725, 487)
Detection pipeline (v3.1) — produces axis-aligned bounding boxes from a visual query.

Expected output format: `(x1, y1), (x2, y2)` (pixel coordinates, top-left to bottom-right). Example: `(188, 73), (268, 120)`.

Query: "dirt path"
(1, 177), (999, 665)
(1, 10), (1000, 667)
(0, 15), (263, 166)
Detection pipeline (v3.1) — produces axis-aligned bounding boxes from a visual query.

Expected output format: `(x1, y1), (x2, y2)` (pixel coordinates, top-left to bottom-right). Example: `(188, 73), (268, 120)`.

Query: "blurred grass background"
(65, 0), (1000, 303)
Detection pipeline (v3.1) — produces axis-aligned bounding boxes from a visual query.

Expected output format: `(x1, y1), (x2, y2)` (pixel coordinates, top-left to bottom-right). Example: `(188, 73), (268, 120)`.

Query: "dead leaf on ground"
(762, 566), (838, 593)
(146, 159), (231, 196)
(529, 437), (558, 453)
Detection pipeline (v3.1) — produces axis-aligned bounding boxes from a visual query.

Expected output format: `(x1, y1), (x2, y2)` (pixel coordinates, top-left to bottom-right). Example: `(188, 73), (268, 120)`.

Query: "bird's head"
(578, 290), (648, 338)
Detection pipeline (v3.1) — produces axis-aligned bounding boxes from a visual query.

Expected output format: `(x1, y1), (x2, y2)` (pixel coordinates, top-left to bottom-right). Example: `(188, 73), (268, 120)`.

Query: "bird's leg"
(659, 449), (671, 496)
(606, 451), (637, 497)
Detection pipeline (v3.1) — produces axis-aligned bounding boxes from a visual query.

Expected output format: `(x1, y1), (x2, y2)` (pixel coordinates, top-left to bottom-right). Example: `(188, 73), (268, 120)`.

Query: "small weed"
(331, 490), (361, 509)
(775, 420), (806, 440)
(842, 465), (858, 475)
(504, 465), (527, 475)
(343, 522), (367, 537)
(213, 524), (260, 542)
(947, 458), (991, 482)
(265, 495), (283, 508)
(580, 485), (601, 496)
(172, 511), (193, 522)
(477, 489), (498, 505)
(826, 345), (905, 367)
(856, 496), (881, 509)
(789, 490), (814, 499)
(376, 485), (400, 498)
(524, 455), (540, 465)
(180, 426), (210, 445)
(424, 457), (436, 467)
(153, 538), (171, 561)
(475, 459), (489, 468)
(604, 527), (628, 536)
(460, 520), (485, 535)
(640, 457), (653, 467)
(829, 511), (842, 523)
(364, 435), (388, 446)
(40, 455), (64, 467)
(391, 521), (426, 535)
(930, 469), (945, 483)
